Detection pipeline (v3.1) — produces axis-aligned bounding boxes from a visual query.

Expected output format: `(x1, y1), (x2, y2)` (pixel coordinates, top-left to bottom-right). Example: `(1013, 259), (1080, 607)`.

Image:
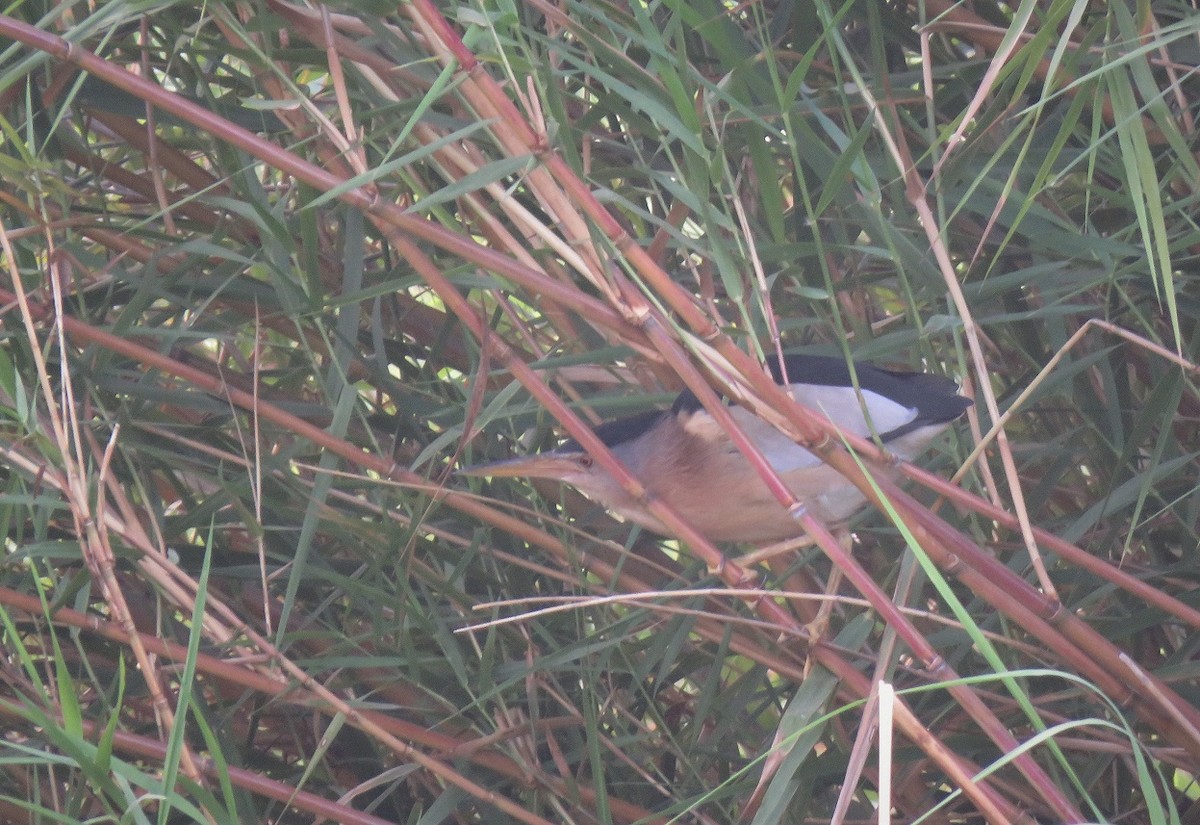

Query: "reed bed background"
(0, 1), (1197, 822)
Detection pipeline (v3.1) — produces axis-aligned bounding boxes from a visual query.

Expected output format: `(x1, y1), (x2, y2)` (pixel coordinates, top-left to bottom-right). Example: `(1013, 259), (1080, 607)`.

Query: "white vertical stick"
(878, 681), (894, 825)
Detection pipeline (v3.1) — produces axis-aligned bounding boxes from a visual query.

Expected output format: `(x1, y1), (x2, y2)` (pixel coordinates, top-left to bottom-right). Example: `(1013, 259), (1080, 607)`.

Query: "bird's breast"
(632, 413), (878, 542)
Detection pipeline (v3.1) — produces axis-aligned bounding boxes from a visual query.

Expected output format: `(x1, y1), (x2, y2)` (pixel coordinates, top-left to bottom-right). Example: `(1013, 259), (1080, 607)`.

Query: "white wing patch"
(788, 383), (918, 439)
(679, 385), (920, 475)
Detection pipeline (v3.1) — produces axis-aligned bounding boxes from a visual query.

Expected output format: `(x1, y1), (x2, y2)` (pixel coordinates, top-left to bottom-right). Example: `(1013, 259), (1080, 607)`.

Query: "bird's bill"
(456, 453), (580, 481)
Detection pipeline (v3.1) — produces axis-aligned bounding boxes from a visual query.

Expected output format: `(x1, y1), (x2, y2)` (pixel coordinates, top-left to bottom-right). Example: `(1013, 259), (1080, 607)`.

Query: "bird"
(462, 355), (972, 544)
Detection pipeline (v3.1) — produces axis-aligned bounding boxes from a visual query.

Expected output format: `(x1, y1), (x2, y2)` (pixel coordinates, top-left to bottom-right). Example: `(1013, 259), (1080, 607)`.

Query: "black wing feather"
(673, 354), (972, 439)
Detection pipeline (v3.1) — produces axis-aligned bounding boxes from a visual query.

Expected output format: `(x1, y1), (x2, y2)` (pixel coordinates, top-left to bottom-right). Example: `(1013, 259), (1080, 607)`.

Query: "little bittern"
(462, 355), (972, 543)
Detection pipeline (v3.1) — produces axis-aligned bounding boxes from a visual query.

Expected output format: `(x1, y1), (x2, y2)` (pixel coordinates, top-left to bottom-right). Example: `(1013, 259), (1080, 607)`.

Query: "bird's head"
(458, 410), (669, 531)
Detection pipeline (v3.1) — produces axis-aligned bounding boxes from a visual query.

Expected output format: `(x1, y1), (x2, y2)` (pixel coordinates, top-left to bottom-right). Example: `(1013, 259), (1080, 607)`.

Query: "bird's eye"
(576, 455), (593, 468)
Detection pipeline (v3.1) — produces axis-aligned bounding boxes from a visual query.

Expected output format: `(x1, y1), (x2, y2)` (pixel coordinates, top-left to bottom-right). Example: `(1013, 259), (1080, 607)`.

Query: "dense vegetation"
(0, 1), (1197, 822)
